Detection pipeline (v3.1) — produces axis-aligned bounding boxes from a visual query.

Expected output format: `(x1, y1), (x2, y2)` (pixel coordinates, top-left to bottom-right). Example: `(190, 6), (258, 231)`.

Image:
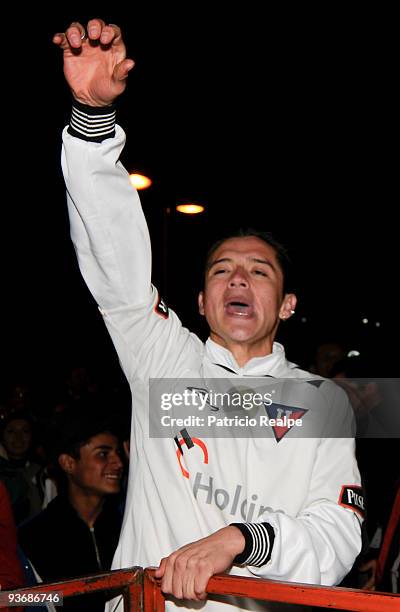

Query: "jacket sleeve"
(61, 126), (202, 383)
(62, 125), (152, 311)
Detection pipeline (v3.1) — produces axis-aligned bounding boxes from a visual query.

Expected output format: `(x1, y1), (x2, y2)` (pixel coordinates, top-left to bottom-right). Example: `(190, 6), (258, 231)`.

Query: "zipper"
(90, 527), (102, 570)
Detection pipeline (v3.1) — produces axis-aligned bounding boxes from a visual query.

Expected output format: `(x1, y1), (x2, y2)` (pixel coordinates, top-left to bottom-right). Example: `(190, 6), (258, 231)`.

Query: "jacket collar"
(205, 338), (291, 377)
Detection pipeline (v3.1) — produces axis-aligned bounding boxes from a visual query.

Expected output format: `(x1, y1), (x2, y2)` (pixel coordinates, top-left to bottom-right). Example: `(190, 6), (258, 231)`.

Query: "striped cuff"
(68, 100), (116, 142)
(230, 522), (275, 567)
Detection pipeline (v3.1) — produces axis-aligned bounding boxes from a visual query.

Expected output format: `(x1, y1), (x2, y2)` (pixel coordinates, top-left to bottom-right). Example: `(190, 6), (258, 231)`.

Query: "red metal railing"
(0, 568), (142, 611)
(1, 567), (399, 611)
(376, 484), (400, 586)
(143, 568), (399, 612)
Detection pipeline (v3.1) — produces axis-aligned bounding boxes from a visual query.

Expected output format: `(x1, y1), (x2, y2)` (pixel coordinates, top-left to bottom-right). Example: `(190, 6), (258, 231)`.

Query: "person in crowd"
(332, 354), (399, 593)
(310, 340), (346, 378)
(18, 405), (125, 612)
(0, 480), (25, 611)
(0, 411), (43, 523)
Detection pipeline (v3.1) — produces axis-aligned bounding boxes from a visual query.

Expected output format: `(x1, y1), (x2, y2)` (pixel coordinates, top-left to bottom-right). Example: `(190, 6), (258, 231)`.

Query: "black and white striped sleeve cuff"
(230, 522), (275, 567)
(68, 100), (116, 142)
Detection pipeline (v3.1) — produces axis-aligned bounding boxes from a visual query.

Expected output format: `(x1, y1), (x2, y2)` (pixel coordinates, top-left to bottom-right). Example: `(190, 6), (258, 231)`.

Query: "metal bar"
(2, 567), (399, 611)
(144, 569), (399, 612)
(206, 574), (400, 612)
(0, 567), (141, 607)
(376, 484), (400, 585)
(126, 570), (143, 612)
(143, 569), (165, 612)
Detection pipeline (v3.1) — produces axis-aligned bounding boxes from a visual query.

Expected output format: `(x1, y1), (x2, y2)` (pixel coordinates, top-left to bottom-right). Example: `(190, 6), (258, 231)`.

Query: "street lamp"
(176, 203), (205, 214)
(129, 173), (152, 190)
(128, 172), (205, 296)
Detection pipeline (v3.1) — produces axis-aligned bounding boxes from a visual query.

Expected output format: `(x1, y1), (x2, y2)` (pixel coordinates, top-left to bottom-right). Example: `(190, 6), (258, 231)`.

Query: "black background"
(1, 6), (397, 393)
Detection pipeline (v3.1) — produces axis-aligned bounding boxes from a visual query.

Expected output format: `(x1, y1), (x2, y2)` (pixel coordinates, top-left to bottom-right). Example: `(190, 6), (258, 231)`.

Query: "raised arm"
(55, 19), (202, 382)
(54, 19), (152, 311)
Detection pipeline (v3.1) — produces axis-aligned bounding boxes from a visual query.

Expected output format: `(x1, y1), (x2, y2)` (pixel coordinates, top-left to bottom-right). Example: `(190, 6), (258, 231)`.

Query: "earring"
(290, 310), (295, 314)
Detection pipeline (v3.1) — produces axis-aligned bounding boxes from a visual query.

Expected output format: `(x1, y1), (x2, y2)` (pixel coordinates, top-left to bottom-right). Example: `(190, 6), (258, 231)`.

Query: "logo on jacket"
(155, 295), (169, 319)
(192, 471), (267, 521)
(339, 485), (365, 519)
(175, 430), (208, 479)
(264, 402), (308, 442)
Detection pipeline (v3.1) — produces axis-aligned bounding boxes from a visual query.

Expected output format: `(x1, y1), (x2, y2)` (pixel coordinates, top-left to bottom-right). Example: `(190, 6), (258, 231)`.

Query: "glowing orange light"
(129, 173), (152, 190)
(176, 204), (205, 215)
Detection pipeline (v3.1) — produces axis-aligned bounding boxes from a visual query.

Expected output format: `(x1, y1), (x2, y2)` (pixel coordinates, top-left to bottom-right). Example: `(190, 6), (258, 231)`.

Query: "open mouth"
(225, 301), (253, 316)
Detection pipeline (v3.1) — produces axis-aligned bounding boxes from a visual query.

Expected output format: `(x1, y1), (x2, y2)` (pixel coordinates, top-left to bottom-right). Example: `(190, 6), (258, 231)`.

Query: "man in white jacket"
(54, 18), (363, 610)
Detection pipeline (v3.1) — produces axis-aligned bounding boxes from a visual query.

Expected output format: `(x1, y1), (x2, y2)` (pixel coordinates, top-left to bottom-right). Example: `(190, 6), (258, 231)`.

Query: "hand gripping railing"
(1, 567), (399, 611)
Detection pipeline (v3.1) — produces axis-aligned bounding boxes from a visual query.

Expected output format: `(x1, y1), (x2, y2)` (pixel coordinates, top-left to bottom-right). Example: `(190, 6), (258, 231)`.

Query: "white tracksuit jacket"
(62, 125), (362, 611)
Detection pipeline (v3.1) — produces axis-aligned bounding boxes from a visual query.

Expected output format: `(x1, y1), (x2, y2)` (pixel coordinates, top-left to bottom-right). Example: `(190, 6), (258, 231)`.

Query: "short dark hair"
(46, 398), (121, 462)
(44, 398), (124, 492)
(204, 228), (294, 294)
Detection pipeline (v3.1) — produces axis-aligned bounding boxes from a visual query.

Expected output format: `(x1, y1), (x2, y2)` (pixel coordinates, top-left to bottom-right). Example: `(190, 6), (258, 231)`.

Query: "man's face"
(198, 237), (296, 354)
(66, 432), (123, 497)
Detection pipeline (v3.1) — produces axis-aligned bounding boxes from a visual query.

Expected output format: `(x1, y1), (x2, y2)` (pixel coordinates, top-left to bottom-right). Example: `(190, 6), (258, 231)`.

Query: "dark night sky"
(1, 6), (397, 392)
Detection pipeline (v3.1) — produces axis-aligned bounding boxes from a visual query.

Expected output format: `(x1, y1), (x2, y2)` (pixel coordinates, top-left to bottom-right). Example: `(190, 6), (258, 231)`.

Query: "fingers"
(52, 22), (85, 50)
(154, 558), (167, 579)
(86, 18), (106, 41)
(52, 19), (123, 50)
(359, 558), (376, 591)
(52, 32), (66, 48)
(161, 553), (180, 598)
(359, 558), (375, 571)
(107, 23), (123, 45)
(182, 567), (196, 601)
(63, 21), (87, 49)
(114, 59), (135, 82)
(187, 556), (209, 600)
(362, 577), (376, 590)
(87, 19), (121, 45)
(157, 552), (211, 601)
